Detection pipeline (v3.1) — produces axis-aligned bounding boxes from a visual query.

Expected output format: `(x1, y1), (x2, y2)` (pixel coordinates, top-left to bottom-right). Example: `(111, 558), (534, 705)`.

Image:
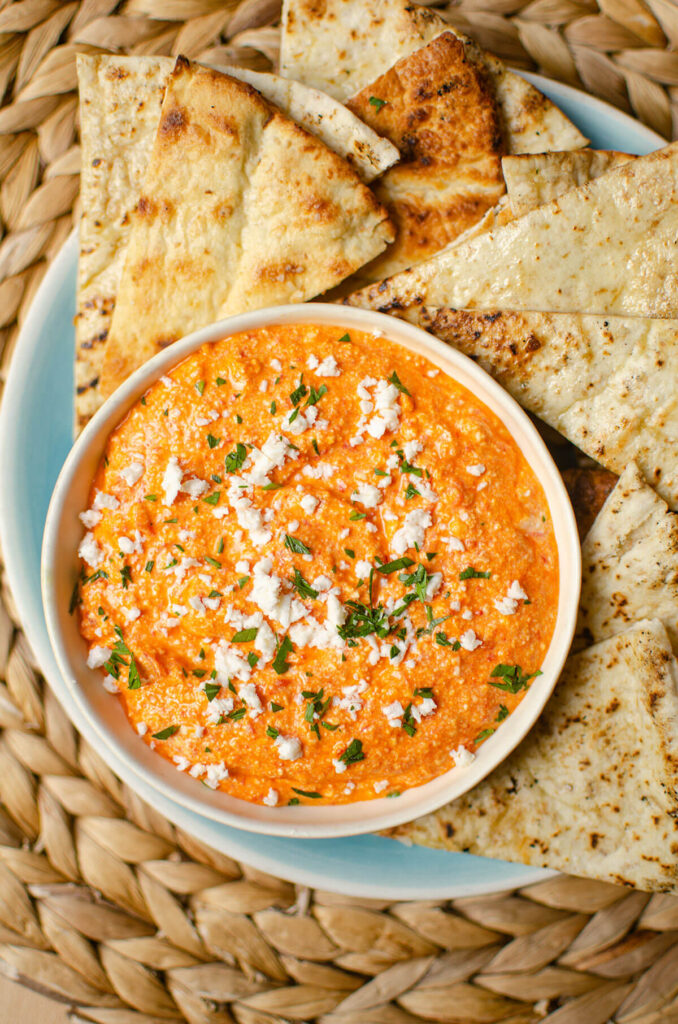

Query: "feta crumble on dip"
(75, 324), (558, 806)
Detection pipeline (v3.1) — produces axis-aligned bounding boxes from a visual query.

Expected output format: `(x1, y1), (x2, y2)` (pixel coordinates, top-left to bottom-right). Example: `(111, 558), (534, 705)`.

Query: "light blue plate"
(0, 74), (663, 898)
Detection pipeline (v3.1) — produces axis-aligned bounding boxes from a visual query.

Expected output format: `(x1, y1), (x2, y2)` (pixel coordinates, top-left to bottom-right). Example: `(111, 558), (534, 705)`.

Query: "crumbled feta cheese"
(118, 530), (143, 555)
(373, 780), (389, 793)
(383, 700), (404, 728)
(271, 358), (282, 372)
(466, 464), (486, 477)
(160, 375), (174, 388)
(79, 532), (103, 567)
(189, 763), (206, 778)
(123, 606), (141, 622)
(403, 440), (423, 461)
(173, 755), (190, 772)
(204, 762), (229, 788)
(425, 573), (443, 600)
(263, 787), (279, 806)
(136, 722), (147, 736)
(182, 477), (210, 499)
(461, 609), (473, 620)
(79, 509), (101, 528)
(307, 354), (319, 369)
(275, 735), (303, 761)
(239, 682), (263, 717)
(355, 559), (372, 578)
(102, 675), (118, 694)
(120, 462), (144, 486)
(508, 580), (529, 601)
(287, 520), (300, 533)
(451, 745), (476, 768)
(352, 482), (382, 508)
(332, 758), (347, 774)
(391, 509), (432, 555)
(162, 456), (183, 505)
(93, 491), (120, 511)
(204, 695), (235, 725)
(494, 596), (518, 616)
(300, 494), (319, 515)
(235, 560), (250, 574)
(316, 355), (340, 377)
(445, 536), (465, 552)
(259, 379), (268, 393)
(459, 629), (482, 651)
(87, 646), (111, 669)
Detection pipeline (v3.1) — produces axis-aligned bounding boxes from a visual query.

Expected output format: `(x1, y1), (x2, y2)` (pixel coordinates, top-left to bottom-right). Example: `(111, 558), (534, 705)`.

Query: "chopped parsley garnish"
(349, 511), (366, 521)
(85, 569), (109, 584)
(405, 482), (420, 500)
(205, 556), (222, 569)
(476, 728), (495, 742)
(414, 686), (434, 699)
(387, 791), (401, 798)
(195, 380), (205, 396)
(291, 568), (319, 600)
(247, 652), (259, 668)
(312, 438), (320, 456)
(262, 481), (283, 490)
(231, 627), (258, 643)
(164, 517), (177, 524)
(289, 407), (300, 424)
(152, 724), (179, 740)
(272, 635), (294, 674)
(344, 548), (355, 559)
(224, 443), (247, 474)
(497, 704), (509, 722)
(339, 738), (365, 766)
(426, 552), (437, 561)
(204, 683), (220, 701)
(217, 537), (224, 554)
(144, 494), (157, 502)
(284, 534), (311, 555)
(207, 434), (220, 449)
(369, 96), (387, 111)
(321, 721), (339, 731)
(291, 788), (323, 799)
(338, 600), (389, 642)
(402, 703), (417, 737)
(302, 687), (333, 738)
(377, 556), (415, 574)
(192, 669), (205, 678)
(238, 575), (250, 588)
(374, 468), (388, 477)
(290, 377), (307, 406)
(120, 565), (132, 589)
(305, 384), (327, 407)
(228, 707), (247, 722)
(235, 413), (242, 423)
(216, 376), (226, 386)
(288, 798), (300, 805)
(338, 332), (350, 343)
(435, 631), (460, 650)
(270, 400), (277, 415)
(145, 560), (154, 573)
(203, 491), (220, 506)
(271, 702), (284, 713)
(489, 664), (542, 694)
(266, 725), (279, 739)
(459, 566), (491, 580)
(388, 370), (410, 396)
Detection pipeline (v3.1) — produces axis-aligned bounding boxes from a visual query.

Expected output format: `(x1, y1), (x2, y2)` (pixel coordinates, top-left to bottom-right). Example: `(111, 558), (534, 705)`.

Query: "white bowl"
(41, 303), (580, 839)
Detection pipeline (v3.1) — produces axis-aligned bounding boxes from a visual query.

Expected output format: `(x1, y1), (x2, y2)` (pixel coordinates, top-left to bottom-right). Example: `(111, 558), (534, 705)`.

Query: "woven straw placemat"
(1, 2), (678, 1021)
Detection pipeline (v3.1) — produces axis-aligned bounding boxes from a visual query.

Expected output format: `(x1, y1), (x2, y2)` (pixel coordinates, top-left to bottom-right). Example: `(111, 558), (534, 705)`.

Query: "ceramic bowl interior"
(41, 303), (581, 839)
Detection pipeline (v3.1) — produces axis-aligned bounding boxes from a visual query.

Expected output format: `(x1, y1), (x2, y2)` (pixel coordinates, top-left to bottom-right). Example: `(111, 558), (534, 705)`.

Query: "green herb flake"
(120, 565), (132, 589)
(476, 728), (495, 743)
(289, 377), (307, 407)
(284, 534), (311, 555)
(152, 724), (179, 740)
(312, 438), (320, 455)
(207, 434), (220, 449)
(272, 635), (294, 675)
(247, 652), (259, 668)
(369, 96), (387, 111)
(337, 332), (351, 343)
(271, 702), (284, 713)
(216, 376), (226, 386)
(224, 442), (247, 474)
(405, 482), (420, 500)
(288, 797), (300, 805)
(228, 707), (247, 722)
(305, 384), (327, 407)
(217, 537), (224, 554)
(349, 511), (366, 521)
(497, 704), (509, 722)
(270, 400), (277, 415)
(292, 788), (323, 799)
(339, 739), (365, 766)
(266, 725), (279, 739)
(459, 566), (491, 580)
(195, 380), (205, 396)
(292, 568), (319, 600)
(232, 627), (258, 643)
(344, 548), (355, 559)
(144, 494), (158, 502)
(237, 576), (250, 589)
(377, 556), (415, 574)
(204, 556), (222, 570)
(388, 369), (410, 395)
(262, 481), (283, 491)
(203, 491), (221, 506)
(489, 663), (542, 694)
(145, 560), (154, 573)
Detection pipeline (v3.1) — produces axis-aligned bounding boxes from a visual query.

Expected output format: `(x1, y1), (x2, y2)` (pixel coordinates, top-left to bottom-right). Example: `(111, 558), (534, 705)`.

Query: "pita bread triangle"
(577, 463), (678, 653)
(391, 618), (678, 892)
(75, 54), (398, 432)
(402, 307), (678, 509)
(348, 142), (678, 320)
(98, 57), (393, 401)
(280, 0), (587, 154)
(502, 149), (633, 217)
(345, 32), (506, 282)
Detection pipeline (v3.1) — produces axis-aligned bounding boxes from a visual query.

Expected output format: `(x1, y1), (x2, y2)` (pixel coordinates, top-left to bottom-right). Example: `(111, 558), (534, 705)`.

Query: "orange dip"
(77, 324), (558, 806)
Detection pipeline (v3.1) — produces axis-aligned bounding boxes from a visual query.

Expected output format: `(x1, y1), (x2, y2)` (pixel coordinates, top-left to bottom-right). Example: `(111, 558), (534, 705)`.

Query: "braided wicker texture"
(1, 1), (678, 1021)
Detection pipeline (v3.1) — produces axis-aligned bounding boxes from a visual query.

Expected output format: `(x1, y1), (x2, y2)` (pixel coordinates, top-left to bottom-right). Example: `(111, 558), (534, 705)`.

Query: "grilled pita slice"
(502, 149), (633, 216)
(98, 58), (393, 400)
(280, 0), (586, 153)
(344, 33), (505, 281)
(577, 463), (678, 652)
(76, 55), (170, 432)
(406, 308), (678, 509)
(562, 467), (618, 541)
(348, 142), (678, 319)
(390, 620), (678, 892)
(75, 54), (398, 431)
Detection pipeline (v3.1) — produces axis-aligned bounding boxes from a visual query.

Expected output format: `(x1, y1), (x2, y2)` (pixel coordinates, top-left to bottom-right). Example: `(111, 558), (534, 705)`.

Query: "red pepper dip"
(77, 323), (558, 806)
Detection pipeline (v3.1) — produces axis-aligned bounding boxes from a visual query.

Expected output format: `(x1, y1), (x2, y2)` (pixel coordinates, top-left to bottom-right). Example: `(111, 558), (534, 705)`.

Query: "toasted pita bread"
(407, 308), (678, 509)
(98, 59), (393, 400)
(562, 467), (618, 540)
(280, 0), (587, 154)
(577, 463), (678, 653)
(391, 620), (678, 892)
(350, 142), (678, 320)
(75, 54), (398, 431)
(502, 149), (633, 216)
(344, 33), (504, 281)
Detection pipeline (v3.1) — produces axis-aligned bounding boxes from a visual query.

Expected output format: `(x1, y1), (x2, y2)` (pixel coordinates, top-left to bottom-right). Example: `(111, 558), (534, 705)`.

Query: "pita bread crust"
(391, 620), (678, 892)
(345, 32), (505, 281)
(348, 142), (678, 320)
(577, 463), (678, 652)
(99, 59), (393, 399)
(280, 0), (586, 153)
(502, 149), (633, 216)
(75, 55), (170, 432)
(398, 308), (678, 509)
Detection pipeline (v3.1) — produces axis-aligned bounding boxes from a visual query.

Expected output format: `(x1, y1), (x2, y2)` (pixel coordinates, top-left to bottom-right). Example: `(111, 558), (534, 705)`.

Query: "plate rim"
(0, 69), (664, 898)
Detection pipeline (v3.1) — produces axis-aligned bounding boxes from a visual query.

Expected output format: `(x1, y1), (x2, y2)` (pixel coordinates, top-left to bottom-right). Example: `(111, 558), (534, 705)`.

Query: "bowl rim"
(41, 302), (581, 839)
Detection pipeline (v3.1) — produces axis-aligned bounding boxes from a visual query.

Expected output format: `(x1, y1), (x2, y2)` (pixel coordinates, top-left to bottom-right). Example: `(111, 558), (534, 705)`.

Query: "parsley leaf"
(207, 434), (220, 449)
(377, 556), (415, 574)
(224, 443), (247, 474)
(388, 370), (410, 395)
(292, 788), (323, 799)
(231, 627), (258, 643)
(272, 635), (294, 674)
(204, 683), (220, 701)
(291, 568), (319, 600)
(339, 739), (365, 766)
(459, 566), (491, 580)
(489, 664), (542, 694)
(369, 96), (387, 111)
(284, 534), (311, 555)
(153, 724), (179, 740)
